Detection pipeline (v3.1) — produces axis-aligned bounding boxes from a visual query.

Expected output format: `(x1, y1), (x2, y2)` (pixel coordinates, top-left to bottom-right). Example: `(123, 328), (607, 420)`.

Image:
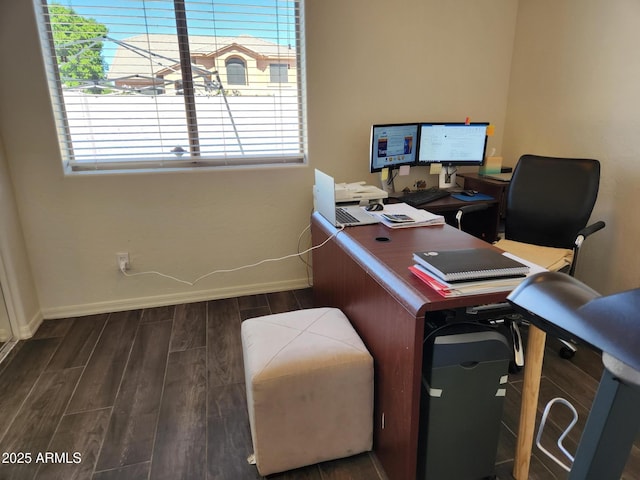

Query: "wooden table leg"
(513, 324), (547, 479)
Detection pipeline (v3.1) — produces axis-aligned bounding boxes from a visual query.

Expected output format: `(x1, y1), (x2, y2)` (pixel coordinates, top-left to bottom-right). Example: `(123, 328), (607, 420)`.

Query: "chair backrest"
(505, 155), (600, 249)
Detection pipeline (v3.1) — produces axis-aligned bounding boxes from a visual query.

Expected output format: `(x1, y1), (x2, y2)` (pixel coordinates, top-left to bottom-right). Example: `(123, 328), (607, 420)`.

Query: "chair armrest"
(574, 220), (605, 250)
(455, 203), (489, 230)
(458, 203), (490, 215)
(576, 221), (606, 241)
(569, 220), (606, 276)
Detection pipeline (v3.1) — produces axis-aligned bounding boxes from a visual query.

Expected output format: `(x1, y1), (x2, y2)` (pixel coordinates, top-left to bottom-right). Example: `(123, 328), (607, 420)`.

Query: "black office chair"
(458, 154), (605, 361)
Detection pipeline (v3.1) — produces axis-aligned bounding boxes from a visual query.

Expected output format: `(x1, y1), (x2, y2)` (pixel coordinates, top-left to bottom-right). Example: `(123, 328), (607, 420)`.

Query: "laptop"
(314, 169), (380, 227)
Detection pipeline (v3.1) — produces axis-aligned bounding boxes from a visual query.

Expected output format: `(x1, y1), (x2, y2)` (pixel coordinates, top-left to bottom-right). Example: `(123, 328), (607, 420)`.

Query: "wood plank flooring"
(0, 288), (638, 479)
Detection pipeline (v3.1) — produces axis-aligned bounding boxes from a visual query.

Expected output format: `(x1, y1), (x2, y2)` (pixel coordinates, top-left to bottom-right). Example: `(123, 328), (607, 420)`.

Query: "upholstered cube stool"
(241, 307), (373, 476)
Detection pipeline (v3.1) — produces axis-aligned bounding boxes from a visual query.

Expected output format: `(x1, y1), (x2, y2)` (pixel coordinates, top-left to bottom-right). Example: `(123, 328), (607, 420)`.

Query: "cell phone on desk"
(382, 213), (414, 223)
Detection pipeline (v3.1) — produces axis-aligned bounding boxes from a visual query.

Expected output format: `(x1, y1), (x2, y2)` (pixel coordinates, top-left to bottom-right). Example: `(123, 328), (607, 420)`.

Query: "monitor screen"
(417, 122), (489, 166)
(369, 123), (419, 173)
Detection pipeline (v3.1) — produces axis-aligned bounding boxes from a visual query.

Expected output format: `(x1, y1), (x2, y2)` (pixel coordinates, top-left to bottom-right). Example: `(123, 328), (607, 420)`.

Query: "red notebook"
(408, 265), (454, 297)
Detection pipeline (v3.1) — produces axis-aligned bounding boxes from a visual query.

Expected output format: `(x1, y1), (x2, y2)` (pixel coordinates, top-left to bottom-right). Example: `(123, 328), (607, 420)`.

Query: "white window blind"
(35, 0), (306, 172)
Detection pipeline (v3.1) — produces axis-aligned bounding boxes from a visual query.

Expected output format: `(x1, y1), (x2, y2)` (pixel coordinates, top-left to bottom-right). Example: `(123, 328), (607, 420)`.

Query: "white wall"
(305, 0), (519, 190)
(503, 0), (640, 294)
(0, 137), (41, 336)
(0, 0), (519, 324)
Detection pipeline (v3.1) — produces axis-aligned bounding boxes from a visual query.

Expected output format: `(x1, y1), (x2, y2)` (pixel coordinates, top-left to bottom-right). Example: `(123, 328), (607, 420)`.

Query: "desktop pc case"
(418, 322), (511, 480)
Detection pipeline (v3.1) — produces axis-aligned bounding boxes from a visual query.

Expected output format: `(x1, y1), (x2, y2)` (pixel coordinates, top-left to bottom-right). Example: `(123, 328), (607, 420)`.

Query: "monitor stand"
(380, 171), (395, 194)
(439, 166), (457, 189)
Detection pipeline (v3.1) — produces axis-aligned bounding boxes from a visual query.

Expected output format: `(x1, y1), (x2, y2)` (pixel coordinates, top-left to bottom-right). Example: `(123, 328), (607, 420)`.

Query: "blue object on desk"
(451, 193), (494, 202)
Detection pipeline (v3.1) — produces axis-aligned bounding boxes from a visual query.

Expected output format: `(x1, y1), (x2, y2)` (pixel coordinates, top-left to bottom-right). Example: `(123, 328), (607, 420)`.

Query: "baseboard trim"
(41, 278), (313, 319)
(17, 310), (44, 339)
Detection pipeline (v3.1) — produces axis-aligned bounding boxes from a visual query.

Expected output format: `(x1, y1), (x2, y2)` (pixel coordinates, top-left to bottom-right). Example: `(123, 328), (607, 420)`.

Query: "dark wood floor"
(0, 288), (638, 479)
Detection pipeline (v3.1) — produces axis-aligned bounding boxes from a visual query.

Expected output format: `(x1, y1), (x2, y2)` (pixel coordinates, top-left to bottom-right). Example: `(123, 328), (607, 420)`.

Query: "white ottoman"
(241, 307), (373, 476)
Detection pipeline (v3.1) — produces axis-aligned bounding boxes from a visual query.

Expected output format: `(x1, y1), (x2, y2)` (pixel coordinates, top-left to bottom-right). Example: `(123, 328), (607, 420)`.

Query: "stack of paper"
(413, 248), (530, 281)
(409, 251), (545, 297)
(371, 203), (445, 228)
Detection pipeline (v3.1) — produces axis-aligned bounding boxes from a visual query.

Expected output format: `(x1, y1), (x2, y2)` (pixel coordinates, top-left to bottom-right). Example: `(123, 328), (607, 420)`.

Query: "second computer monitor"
(417, 122), (489, 166)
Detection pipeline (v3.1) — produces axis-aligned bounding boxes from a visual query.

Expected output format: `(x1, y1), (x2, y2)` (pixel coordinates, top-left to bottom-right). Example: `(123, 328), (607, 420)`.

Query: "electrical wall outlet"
(116, 252), (130, 271)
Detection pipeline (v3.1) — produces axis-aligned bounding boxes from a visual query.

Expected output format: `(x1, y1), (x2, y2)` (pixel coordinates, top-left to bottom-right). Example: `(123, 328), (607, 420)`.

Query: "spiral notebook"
(412, 248), (530, 282)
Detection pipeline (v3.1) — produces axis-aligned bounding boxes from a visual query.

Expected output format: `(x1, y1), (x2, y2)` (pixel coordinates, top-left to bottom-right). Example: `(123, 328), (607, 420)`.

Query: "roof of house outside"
(107, 33), (296, 80)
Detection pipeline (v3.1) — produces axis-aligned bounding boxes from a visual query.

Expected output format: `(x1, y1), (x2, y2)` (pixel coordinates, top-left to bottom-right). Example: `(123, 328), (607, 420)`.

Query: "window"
(270, 63), (289, 83)
(35, 0), (306, 172)
(225, 58), (247, 85)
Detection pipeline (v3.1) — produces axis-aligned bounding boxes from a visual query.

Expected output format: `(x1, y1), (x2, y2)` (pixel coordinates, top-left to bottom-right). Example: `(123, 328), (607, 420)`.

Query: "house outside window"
(270, 63), (289, 83)
(35, 0), (306, 173)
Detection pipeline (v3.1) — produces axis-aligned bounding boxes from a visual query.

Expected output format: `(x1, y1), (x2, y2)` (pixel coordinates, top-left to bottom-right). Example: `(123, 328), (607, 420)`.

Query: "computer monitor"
(369, 123), (420, 173)
(417, 122), (489, 166)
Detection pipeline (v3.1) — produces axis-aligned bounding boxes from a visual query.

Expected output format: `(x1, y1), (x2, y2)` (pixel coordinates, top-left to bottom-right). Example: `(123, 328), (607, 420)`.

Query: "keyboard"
(397, 188), (451, 207)
(335, 207), (360, 224)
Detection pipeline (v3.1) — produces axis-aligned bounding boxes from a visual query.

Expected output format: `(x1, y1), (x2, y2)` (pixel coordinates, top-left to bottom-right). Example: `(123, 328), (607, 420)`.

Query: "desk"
(388, 192), (501, 242)
(311, 212), (542, 480)
(458, 172), (511, 220)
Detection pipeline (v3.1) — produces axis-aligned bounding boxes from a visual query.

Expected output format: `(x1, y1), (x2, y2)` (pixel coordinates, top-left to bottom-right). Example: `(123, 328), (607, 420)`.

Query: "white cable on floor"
(120, 224), (344, 286)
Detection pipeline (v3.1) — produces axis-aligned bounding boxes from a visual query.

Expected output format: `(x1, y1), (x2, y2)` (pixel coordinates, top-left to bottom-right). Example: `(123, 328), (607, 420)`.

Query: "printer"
(335, 181), (388, 206)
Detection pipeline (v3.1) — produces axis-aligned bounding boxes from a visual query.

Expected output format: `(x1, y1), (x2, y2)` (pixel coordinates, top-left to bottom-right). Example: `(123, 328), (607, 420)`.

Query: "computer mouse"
(461, 190), (478, 197)
(365, 203), (384, 211)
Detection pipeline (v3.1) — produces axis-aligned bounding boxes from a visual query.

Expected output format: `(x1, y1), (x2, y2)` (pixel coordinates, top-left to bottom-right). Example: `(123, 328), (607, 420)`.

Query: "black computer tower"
(418, 322), (511, 480)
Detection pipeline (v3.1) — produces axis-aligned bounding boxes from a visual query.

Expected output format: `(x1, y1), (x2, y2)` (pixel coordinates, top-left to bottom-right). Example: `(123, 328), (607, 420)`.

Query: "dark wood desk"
(458, 173), (511, 220)
(388, 192), (501, 242)
(311, 213), (526, 480)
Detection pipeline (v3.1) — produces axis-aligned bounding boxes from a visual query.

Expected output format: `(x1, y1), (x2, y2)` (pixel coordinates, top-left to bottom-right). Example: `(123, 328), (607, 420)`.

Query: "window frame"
(34, 0), (308, 175)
